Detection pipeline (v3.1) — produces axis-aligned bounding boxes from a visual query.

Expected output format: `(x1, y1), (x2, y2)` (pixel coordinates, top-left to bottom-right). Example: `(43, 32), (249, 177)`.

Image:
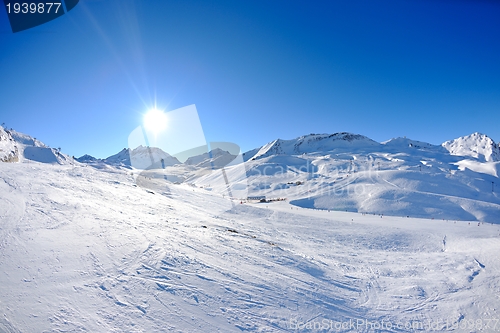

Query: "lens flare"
(143, 108), (167, 135)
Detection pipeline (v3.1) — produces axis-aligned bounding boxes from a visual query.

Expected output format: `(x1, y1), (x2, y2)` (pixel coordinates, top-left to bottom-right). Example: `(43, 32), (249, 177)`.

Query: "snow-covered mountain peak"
(301, 132), (369, 141)
(184, 148), (237, 169)
(442, 132), (500, 162)
(251, 132), (379, 160)
(185, 148), (229, 164)
(382, 137), (443, 151)
(76, 154), (98, 163)
(104, 145), (181, 169)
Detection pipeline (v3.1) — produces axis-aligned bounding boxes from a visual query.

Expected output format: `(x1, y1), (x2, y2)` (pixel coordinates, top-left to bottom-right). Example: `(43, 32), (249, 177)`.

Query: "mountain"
(4, 127), (499, 222)
(0, 126), (71, 164)
(9, 129), (46, 148)
(0, 127), (19, 162)
(83, 147), (237, 171)
(2, 149), (499, 332)
(2, 127), (500, 331)
(249, 132), (379, 160)
(381, 137), (445, 152)
(104, 146), (180, 169)
(184, 148), (237, 169)
(193, 131), (500, 223)
(76, 154), (99, 163)
(442, 132), (500, 162)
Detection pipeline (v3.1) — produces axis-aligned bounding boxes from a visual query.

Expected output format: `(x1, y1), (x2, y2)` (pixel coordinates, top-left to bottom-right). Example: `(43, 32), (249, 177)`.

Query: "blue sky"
(1, 0), (499, 158)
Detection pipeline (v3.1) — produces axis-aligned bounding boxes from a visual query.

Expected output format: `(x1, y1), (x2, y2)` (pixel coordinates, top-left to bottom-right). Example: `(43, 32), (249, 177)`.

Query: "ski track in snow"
(1, 162), (500, 332)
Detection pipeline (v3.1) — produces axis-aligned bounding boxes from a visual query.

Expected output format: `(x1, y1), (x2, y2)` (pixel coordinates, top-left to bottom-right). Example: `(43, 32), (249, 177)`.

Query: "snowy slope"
(242, 146), (261, 162)
(9, 127), (499, 222)
(1, 158), (500, 332)
(9, 129), (46, 148)
(0, 126), (73, 164)
(193, 132), (500, 223)
(8, 125), (495, 224)
(442, 132), (500, 162)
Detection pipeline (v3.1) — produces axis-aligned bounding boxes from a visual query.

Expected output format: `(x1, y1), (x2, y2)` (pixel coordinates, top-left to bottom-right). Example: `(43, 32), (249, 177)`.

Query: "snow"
(1, 126), (72, 165)
(454, 159), (500, 178)
(1, 128), (500, 332)
(382, 137), (445, 152)
(9, 129), (46, 148)
(22, 147), (62, 164)
(442, 132), (500, 162)
(6, 128), (500, 223)
(184, 148), (237, 169)
(251, 133), (379, 160)
(0, 127), (19, 162)
(104, 146), (181, 170)
(76, 154), (98, 163)
(1, 160), (500, 332)
(193, 132), (500, 223)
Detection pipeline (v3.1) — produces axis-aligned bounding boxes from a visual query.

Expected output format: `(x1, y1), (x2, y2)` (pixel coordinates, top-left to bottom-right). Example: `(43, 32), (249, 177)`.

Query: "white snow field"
(1, 128), (500, 332)
(2, 161), (500, 333)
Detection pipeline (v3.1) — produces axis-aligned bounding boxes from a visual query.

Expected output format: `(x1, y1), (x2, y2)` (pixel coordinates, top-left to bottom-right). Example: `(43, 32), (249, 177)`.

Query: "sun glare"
(143, 108), (167, 135)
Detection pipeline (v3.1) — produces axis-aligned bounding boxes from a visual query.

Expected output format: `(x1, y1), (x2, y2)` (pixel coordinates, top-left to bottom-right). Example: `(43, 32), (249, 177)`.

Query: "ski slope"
(71, 130), (500, 223)
(194, 133), (500, 223)
(1, 159), (500, 332)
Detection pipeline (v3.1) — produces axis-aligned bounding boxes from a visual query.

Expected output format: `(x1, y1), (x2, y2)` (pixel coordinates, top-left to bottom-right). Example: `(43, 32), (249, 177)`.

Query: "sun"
(143, 108), (168, 135)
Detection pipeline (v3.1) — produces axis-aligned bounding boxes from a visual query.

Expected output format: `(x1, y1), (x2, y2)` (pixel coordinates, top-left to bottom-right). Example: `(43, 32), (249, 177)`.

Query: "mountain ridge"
(191, 132), (500, 223)
(2, 126), (500, 222)
(4, 126), (499, 167)
(0, 126), (71, 164)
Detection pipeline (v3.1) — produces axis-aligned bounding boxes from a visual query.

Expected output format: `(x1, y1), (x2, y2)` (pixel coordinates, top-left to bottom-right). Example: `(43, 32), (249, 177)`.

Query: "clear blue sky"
(1, 0), (499, 158)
